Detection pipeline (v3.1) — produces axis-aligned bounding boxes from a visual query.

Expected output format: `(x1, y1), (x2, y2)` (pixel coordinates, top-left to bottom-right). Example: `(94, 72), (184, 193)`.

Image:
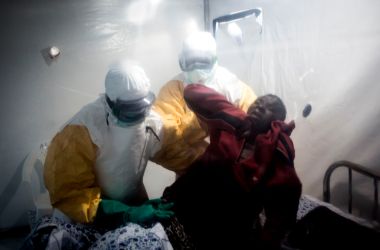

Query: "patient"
(162, 84), (302, 250)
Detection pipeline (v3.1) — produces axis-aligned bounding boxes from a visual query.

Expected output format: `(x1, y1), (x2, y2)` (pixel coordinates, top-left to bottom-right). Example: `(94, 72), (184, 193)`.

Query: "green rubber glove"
(125, 200), (174, 224)
(95, 199), (174, 228)
(144, 198), (174, 210)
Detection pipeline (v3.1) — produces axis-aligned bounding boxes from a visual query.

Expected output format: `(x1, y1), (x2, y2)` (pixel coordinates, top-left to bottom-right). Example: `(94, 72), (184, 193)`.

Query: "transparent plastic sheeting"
(1, 0), (380, 229)
(0, 0), (201, 228)
(214, 0), (380, 220)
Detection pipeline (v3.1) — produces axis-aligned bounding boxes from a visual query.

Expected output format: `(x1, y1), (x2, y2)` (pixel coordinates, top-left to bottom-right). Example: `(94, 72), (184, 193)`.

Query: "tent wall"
(1, 0), (380, 229)
(210, 0), (380, 221)
(0, 0), (203, 229)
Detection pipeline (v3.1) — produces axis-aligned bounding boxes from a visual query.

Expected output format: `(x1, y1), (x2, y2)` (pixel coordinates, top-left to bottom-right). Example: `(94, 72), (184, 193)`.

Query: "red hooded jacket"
(165, 84), (302, 249)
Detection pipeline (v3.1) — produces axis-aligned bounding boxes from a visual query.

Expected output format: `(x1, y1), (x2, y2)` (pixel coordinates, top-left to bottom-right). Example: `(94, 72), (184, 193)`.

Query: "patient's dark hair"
(263, 94), (287, 121)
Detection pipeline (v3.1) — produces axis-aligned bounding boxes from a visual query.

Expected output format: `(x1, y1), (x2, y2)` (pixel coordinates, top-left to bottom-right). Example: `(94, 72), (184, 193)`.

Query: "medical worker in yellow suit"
(152, 31), (257, 175)
(43, 61), (173, 226)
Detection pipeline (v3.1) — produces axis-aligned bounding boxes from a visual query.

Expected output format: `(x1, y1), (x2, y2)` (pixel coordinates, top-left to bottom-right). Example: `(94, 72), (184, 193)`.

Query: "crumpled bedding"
(21, 195), (379, 250)
(20, 216), (173, 250)
(297, 194), (379, 228)
(284, 195), (380, 250)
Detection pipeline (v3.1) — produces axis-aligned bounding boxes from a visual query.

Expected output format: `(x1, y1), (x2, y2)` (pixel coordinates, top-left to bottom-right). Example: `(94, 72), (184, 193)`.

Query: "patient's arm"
(184, 84), (250, 134)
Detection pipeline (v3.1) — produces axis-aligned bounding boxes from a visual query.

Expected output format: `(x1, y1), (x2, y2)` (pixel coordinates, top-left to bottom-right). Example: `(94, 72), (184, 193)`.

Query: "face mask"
(184, 67), (215, 84)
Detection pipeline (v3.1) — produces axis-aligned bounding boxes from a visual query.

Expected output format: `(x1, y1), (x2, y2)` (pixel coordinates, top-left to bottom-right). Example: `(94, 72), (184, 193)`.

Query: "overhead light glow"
(126, 0), (161, 25)
(150, 0), (162, 5)
(227, 22), (243, 45)
(185, 18), (200, 36)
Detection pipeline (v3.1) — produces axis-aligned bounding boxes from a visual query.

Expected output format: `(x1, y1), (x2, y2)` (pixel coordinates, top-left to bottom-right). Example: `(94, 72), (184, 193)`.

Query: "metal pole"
(204, 0), (210, 31)
(348, 168), (352, 213)
(374, 179), (378, 220)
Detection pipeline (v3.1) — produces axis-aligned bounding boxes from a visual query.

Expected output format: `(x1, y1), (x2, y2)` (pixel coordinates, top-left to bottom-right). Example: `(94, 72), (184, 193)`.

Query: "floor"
(0, 227), (30, 250)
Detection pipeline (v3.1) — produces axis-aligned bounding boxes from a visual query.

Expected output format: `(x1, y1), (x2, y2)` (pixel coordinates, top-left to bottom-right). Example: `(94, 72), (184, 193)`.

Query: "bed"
(284, 161), (380, 250)
(21, 147), (380, 249)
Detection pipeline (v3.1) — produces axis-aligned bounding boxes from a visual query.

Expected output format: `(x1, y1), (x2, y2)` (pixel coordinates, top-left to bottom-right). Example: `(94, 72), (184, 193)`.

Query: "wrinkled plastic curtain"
(213, 0), (380, 220)
(0, 0), (202, 229)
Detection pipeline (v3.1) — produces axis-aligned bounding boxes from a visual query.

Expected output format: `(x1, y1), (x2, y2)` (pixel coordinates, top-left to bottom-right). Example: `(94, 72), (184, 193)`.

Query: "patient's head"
(247, 94), (286, 134)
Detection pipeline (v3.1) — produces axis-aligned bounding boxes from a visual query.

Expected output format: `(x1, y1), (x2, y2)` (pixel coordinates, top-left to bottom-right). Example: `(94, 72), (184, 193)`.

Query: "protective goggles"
(106, 92), (155, 124)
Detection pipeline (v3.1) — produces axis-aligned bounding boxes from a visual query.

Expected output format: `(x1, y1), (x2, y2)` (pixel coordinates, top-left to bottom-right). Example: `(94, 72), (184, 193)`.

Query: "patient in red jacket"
(162, 84), (302, 250)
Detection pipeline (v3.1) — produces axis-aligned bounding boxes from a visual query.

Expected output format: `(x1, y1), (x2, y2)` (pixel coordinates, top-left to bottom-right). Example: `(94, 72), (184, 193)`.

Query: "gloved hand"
(143, 198), (172, 209)
(125, 199), (174, 224)
(96, 198), (174, 227)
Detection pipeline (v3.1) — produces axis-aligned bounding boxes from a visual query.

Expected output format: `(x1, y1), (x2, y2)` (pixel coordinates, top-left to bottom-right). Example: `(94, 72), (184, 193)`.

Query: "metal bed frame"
(323, 160), (380, 221)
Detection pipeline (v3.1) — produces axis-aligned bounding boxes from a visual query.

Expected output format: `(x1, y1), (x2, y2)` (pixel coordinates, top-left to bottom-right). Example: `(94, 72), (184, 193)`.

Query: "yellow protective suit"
(44, 125), (101, 223)
(152, 66), (256, 175)
(44, 96), (162, 223)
